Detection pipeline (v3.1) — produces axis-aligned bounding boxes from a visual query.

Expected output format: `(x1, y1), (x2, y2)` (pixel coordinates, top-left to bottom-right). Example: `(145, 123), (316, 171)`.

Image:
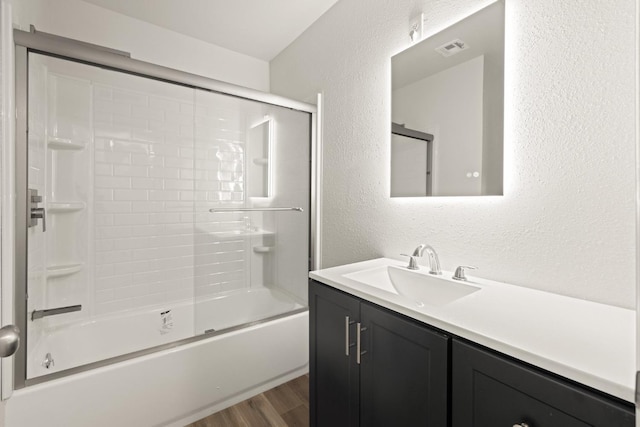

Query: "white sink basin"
(387, 265), (480, 306)
(343, 265), (480, 306)
(342, 266), (396, 292)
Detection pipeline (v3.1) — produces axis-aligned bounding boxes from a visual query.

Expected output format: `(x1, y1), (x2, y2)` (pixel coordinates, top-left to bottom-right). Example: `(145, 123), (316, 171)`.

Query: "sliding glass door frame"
(13, 29), (319, 390)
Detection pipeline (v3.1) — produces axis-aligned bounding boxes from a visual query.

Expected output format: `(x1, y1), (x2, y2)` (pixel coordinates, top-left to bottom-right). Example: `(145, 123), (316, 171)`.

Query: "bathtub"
(7, 288), (309, 426)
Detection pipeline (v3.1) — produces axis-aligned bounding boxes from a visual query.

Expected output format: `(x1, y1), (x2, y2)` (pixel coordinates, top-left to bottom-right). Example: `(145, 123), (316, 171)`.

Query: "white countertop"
(309, 258), (636, 403)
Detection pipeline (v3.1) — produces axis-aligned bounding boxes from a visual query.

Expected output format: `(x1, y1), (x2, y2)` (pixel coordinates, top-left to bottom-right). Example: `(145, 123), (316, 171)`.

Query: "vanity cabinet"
(309, 280), (449, 427)
(452, 339), (635, 427)
(310, 279), (635, 427)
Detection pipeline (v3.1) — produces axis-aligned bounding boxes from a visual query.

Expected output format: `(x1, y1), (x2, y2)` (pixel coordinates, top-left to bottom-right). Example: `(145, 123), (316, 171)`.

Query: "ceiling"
(80, 0), (339, 61)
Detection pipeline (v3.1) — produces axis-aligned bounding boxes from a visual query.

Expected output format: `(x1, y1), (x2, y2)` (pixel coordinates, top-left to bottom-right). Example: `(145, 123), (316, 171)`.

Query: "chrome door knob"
(0, 324), (20, 358)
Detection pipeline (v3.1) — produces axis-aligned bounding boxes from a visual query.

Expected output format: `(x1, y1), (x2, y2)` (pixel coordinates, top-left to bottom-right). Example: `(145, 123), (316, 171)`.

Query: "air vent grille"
(435, 39), (469, 57)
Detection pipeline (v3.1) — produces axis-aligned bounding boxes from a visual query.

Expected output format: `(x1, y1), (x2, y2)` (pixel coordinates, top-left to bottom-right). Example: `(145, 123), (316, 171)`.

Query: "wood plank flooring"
(186, 375), (309, 427)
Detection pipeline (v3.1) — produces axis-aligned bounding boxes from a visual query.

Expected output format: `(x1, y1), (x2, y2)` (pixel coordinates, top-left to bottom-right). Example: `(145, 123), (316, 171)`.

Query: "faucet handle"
(400, 253), (419, 270)
(452, 265), (477, 281)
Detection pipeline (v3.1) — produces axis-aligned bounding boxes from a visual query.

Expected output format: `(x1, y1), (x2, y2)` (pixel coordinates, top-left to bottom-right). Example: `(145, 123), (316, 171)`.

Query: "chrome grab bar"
(32, 304), (82, 321)
(209, 207), (303, 213)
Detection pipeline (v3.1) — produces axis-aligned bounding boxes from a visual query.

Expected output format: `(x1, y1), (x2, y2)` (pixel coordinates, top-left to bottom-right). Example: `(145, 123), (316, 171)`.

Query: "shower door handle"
(28, 188), (46, 232)
(0, 325), (20, 358)
(31, 207), (46, 232)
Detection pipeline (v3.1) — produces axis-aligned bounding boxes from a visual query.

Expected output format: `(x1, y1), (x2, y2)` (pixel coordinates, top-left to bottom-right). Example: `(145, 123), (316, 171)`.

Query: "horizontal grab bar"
(209, 207), (303, 213)
(32, 304), (82, 321)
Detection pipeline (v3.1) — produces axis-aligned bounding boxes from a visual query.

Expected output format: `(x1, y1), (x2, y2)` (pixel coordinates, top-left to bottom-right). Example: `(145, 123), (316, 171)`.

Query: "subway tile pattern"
(93, 84), (249, 315)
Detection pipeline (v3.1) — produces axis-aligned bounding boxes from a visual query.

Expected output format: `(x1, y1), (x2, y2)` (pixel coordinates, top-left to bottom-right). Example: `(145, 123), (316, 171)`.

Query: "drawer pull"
(345, 316), (355, 356)
(512, 424), (529, 427)
(345, 316), (350, 356)
(356, 324), (367, 365)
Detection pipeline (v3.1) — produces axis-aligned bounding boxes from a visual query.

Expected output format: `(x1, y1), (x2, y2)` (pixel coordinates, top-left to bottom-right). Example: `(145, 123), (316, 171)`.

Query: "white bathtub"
(27, 287), (302, 378)
(7, 288), (309, 426)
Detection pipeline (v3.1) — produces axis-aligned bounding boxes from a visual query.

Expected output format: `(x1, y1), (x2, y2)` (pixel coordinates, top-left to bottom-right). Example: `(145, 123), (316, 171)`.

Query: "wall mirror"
(391, 1), (504, 197)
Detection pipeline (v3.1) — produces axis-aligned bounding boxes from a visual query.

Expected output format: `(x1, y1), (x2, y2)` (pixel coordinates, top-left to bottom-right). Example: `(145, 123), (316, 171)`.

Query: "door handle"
(31, 207), (46, 232)
(0, 325), (20, 358)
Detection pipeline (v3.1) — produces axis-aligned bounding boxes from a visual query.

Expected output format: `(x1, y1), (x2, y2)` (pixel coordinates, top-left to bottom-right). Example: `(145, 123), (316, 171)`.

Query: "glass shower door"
(193, 90), (311, 334)
(19, 50), (312, 385)
(25, 53), (197, 380)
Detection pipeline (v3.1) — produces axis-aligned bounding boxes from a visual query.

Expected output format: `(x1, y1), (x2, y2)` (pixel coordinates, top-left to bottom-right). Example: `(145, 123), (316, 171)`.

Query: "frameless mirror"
(391, 1), (504, 197)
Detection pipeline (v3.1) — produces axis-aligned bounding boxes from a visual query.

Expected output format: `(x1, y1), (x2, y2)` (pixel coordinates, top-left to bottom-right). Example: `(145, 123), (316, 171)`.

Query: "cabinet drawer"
(452, 339), (634, 427)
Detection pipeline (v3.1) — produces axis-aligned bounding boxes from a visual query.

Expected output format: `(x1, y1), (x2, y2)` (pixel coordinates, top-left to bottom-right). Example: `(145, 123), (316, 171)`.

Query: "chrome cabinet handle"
(356, 323), (367, 364)
(356, 322), (361, 364)
(0, 325), (20, 358)
(345, 316), (356, 356)
(345, 316), (350, 356)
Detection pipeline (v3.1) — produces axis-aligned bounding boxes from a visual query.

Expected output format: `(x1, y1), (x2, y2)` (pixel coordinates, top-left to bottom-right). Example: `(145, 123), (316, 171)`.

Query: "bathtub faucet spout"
(32, 304), (82, 321)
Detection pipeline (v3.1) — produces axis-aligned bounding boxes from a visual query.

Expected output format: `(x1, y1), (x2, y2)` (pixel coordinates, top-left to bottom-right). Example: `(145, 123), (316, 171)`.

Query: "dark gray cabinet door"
(359, 302), (449, 427)
(309, 280), (361, 427)
(452, 339), (635, 427)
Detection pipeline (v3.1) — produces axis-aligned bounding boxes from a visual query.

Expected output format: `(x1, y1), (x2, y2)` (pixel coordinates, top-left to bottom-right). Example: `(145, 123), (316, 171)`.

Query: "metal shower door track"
(13, 28), (316, 114)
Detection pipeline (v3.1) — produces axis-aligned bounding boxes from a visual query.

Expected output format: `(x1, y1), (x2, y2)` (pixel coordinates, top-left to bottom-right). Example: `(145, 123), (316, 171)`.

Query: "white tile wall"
(92, 84), (251, 315)
(24, 55), (315, 381)
(29, 55), (310, 329)
(193, 94), (250, 298)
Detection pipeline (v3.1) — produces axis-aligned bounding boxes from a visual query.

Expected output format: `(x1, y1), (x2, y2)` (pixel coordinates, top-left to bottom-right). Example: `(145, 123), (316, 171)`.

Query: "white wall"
(7, 0), (269, 92)
(271, 0), (637, 308)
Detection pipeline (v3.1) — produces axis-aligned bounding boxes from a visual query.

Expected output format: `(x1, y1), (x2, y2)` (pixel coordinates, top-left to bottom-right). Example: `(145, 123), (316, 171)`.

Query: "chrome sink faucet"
(401, 244), (442, 275)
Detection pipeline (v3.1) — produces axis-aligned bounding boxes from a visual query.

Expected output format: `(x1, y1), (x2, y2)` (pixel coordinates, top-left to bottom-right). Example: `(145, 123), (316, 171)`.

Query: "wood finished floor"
(186, 375), (309, 427)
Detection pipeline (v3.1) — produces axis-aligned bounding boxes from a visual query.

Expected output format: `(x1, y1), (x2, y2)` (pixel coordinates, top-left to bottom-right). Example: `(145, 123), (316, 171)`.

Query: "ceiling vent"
(435, 39), (469, 57)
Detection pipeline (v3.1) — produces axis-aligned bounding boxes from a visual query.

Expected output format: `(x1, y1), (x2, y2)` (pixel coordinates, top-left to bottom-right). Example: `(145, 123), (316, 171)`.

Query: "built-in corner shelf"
(211, 229), (274, 241)
(252, 158), (268, 166)
(47, 201), (86, 213)
(46, 263), (83, 279)
(48, 137), (86, 151)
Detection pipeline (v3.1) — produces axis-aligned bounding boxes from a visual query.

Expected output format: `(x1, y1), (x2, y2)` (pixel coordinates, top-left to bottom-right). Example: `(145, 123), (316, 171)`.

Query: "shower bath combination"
(6, 28), (318, 426)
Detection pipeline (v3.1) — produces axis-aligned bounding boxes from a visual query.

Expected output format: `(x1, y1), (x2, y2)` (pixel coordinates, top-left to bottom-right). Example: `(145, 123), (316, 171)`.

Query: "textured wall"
(271, 0), (637, 308)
